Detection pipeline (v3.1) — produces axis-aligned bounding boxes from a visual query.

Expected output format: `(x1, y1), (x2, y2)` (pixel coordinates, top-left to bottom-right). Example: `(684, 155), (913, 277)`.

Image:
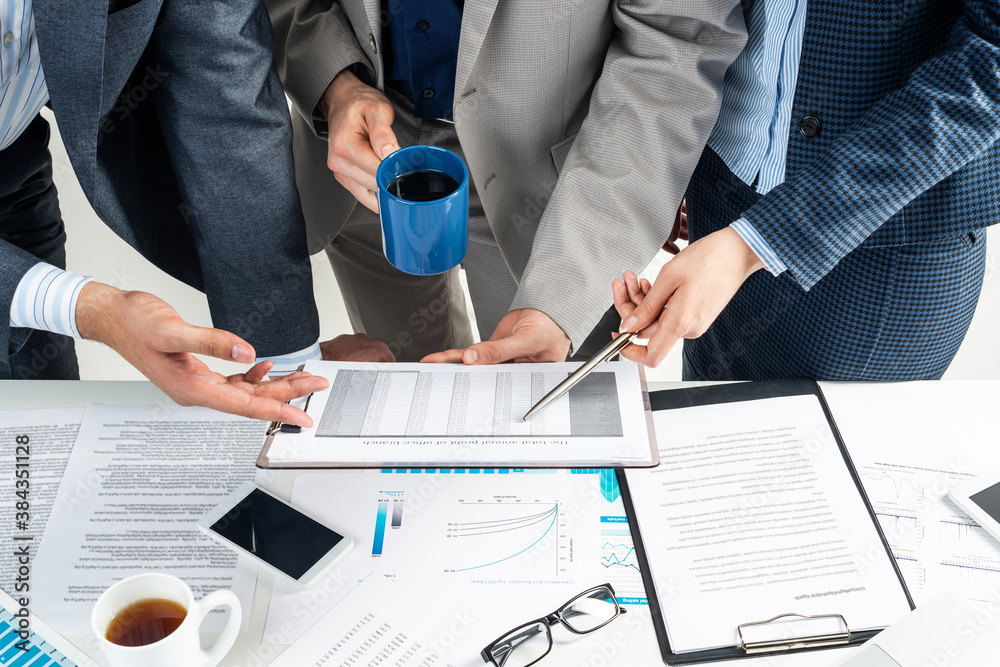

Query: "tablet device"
(949, 466), (1000, 545)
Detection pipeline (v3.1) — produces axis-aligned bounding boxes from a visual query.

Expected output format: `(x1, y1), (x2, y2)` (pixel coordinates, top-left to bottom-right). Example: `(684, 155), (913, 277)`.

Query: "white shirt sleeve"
(256, 342), (322, 376)
(9, 262), (93, 338)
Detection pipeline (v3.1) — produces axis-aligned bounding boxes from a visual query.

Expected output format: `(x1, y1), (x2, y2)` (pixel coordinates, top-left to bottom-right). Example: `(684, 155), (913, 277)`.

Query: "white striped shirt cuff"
(9, 263), (93, 338)
(730, 218), (787, 276)
(257, 342), (322, 376)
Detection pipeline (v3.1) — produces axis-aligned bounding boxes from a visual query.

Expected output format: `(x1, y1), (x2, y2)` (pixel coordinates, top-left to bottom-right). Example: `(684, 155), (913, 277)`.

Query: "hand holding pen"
(612, 227), (766, 368)
(522, 271), (652, 421)
(526, 228), (768, 420)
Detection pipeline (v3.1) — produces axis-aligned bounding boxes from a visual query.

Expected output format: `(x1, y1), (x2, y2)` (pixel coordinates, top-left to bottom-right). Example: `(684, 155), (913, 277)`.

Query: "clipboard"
(256, 364), (660, 469)
(616, 378), (914, 664)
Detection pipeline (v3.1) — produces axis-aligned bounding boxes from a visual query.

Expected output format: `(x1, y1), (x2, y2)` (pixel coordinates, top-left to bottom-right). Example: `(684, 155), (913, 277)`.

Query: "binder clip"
(737, 613), (851, 654)
(266, 393), (314, 436)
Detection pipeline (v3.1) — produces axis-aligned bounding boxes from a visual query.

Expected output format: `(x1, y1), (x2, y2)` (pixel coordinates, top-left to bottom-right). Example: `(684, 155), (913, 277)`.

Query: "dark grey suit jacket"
(1, 0), (320, 369)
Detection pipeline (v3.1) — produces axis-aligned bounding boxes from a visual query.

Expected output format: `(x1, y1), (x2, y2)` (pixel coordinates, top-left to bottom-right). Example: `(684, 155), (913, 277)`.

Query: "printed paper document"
(33, 404), (263, 634)
(823, 382), (1000, 608)
(624, 394), (912, 653)
(262, 467), (645, 660)
(270, 573), (453, 667)
(261, 360), (655, 467)
(0, 409), (83, 589)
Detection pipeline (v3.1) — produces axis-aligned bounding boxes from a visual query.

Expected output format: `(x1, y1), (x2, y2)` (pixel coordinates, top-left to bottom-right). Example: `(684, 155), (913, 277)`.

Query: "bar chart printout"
(0, 596), (83, 666)
(263, 361), (656, 466)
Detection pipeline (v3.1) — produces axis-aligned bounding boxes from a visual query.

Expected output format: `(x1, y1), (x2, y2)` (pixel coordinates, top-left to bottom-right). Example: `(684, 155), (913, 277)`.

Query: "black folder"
(616, 379), (914, 664)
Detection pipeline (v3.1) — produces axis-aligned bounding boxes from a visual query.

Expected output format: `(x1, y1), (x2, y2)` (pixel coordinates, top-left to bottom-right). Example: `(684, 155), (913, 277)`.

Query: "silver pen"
(522, 331), (639, 421)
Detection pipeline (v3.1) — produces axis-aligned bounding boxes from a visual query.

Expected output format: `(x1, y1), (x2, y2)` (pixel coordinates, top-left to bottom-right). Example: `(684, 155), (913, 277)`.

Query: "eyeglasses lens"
(561, 587), (619, 633)
(490, 621), (551, 667)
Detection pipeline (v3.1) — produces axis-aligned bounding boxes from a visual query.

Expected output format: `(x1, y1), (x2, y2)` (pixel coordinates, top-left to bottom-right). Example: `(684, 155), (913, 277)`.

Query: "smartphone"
(199, 482), (352, 587)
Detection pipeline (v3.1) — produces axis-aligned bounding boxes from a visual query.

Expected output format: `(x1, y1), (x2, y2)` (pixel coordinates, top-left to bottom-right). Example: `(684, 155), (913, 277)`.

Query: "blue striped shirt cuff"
(257, 342), (322, 376)
(730, 218), (787, 276)
(9, 263), (93, 339)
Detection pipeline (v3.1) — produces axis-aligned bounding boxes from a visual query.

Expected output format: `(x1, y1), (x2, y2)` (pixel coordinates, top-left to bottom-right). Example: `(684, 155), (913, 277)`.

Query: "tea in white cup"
(91, 573), (240, 667)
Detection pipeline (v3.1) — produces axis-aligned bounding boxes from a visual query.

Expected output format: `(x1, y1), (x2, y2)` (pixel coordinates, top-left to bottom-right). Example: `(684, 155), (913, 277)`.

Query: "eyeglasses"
(481, 583), (626, 667)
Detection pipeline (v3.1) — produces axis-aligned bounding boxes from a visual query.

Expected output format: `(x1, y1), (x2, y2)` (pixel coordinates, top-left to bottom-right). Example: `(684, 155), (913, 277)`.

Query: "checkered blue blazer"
(684, 0), (999, 381)
(741, 0), (1000, 290)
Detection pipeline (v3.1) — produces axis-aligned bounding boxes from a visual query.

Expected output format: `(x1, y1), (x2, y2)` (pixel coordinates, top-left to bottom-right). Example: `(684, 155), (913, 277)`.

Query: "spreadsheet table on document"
(316, 369), (624, 438)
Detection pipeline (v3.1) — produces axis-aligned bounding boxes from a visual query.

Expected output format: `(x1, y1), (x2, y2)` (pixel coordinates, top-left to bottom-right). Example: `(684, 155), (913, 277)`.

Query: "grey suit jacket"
(1, 0), (320, 369)
(267, 0), (746, 349)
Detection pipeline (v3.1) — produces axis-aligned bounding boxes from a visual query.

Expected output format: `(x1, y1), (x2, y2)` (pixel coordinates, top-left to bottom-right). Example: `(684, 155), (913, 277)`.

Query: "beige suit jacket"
(266, 0), (746, 349)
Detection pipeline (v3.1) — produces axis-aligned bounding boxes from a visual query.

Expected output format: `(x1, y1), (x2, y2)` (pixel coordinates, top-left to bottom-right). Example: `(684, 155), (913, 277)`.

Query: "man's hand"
(76, 282), (328, 426)
(320, 68), (400, 213)
(612, 227), (765, 367)
(321, 333), (395, 362)
(421, 309), (571, 364)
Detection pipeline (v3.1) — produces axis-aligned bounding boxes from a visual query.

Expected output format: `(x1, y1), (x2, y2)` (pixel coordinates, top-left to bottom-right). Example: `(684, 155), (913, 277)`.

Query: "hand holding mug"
(376, 145), (469, 276)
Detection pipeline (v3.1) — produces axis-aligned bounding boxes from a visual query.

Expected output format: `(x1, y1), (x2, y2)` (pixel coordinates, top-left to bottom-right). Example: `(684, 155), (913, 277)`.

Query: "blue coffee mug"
(376, 145), (470, 276)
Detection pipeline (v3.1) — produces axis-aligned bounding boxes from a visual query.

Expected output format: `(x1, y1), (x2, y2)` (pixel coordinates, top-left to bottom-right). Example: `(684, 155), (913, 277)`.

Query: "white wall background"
(39, 107), (1000, 383)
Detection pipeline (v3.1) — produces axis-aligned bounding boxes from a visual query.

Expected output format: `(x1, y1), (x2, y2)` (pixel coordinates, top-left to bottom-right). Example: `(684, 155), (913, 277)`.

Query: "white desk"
(1, 379), (997, 667)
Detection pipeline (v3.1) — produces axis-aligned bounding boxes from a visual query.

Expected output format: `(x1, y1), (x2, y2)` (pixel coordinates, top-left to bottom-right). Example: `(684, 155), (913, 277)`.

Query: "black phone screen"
(209, 489), (345, 579)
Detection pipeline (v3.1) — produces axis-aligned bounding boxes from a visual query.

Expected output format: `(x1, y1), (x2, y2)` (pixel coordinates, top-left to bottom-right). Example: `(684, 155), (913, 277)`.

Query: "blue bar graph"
(0, 607), (70, 667)
(0, 627), (19, 649)
(0, 640), (27, 664)
(372, 502), (389, 555)
(7, 643), (40, 666)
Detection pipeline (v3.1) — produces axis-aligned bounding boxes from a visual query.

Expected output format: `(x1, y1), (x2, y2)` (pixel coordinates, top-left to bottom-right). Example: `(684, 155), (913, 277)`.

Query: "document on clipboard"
(257, 360), (658, 469)
(619, 380), (913, 664)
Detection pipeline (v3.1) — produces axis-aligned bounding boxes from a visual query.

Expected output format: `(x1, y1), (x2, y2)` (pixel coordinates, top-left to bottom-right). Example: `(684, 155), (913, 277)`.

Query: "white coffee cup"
(91, 573), (241, 667)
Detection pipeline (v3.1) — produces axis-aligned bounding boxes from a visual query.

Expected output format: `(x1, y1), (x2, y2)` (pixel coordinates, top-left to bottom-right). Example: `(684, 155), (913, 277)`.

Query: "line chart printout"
(600, 530), (645, 601)
(262, 361), (655, 467)
(858, 461), (1000, 605)
(821, 381), (1000, 610)
(263, 468), (646, 665)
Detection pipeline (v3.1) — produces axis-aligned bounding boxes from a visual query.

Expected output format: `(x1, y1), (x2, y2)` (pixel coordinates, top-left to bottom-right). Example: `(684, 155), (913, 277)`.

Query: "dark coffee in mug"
(105, 597), (187, 647)
(387, 170), (461, 202)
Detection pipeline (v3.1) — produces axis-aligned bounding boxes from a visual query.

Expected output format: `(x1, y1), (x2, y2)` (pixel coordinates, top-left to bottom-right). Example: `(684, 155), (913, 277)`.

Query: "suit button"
(416, 20), (430, 31)
(368, 32), (377, 54)
(798, 115), (821, 138)
(3, 32), (14, 47)
(422, 88), (436, 99)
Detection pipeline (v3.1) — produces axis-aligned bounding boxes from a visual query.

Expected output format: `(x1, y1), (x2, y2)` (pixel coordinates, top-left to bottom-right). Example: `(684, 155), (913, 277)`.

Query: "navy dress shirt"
(381, 0), (462, 120)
